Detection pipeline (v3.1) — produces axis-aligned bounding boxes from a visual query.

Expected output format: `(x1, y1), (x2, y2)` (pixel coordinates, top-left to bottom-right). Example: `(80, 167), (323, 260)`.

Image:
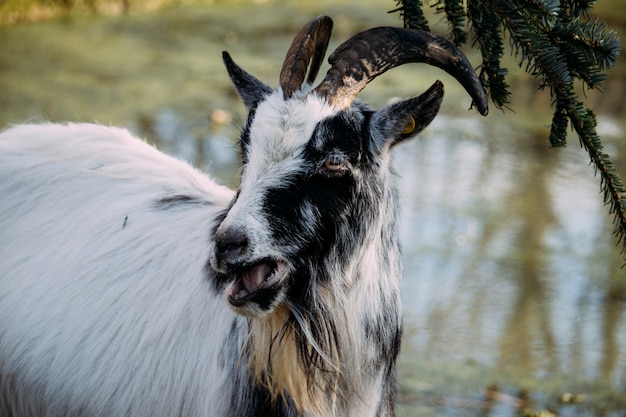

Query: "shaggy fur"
(210, 91), (408, 416)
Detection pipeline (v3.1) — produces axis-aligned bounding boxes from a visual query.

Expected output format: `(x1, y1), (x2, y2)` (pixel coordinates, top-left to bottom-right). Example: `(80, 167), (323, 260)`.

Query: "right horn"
(279, 16), (334, 100)
(313, 27), (489, 115)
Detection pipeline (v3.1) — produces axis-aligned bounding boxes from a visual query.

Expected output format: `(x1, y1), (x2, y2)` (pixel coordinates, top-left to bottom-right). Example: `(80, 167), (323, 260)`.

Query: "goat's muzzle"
(213, 228), (291, 317)
(227, 259), (289, 305)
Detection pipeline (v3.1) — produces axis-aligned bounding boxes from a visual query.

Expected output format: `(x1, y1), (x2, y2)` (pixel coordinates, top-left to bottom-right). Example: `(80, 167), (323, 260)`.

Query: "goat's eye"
(324, 157), (344, 171)
(318, 154), (349, 177)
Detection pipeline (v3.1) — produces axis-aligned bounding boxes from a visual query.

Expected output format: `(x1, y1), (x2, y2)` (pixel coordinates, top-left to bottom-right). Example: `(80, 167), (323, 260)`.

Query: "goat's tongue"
(230, 263), (273, 299)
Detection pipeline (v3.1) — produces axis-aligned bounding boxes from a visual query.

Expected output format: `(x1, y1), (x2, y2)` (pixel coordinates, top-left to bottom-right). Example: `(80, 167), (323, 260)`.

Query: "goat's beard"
(244, 287), (353, 417)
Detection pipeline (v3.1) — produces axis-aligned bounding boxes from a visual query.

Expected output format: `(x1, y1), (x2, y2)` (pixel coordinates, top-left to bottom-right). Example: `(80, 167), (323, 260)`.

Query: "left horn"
(279, 16), (334, 99)
(313, 27), (489, 115)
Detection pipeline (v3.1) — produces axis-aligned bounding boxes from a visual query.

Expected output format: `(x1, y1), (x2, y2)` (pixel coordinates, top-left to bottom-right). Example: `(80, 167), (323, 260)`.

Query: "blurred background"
(1, 1), (626, 416)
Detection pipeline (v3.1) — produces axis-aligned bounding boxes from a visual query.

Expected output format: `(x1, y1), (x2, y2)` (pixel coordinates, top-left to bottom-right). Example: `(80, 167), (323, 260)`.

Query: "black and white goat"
(0, 16), (487, 417)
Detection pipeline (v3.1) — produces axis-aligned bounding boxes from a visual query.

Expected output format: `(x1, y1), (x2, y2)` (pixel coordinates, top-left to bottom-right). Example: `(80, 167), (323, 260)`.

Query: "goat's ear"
(222, 51), (273, 111)
(370, 81), (444, 149)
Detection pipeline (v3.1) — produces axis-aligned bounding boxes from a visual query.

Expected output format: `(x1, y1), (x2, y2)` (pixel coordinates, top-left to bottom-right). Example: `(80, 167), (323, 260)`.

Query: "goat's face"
(210, 16), (488, 318)
(210, 88), (442, 317)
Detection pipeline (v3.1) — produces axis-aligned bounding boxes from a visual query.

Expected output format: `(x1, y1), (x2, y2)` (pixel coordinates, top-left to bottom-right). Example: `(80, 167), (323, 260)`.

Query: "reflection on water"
(395, 114), (626, 416)
(2, 5), (626, 416)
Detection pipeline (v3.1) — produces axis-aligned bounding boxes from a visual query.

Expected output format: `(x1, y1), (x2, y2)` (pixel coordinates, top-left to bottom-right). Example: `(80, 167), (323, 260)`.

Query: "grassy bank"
(4, 0), (626, 28)
(0, 0), (238, 24)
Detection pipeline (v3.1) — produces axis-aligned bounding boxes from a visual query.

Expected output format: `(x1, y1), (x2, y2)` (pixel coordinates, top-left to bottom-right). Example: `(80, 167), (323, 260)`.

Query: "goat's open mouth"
(227, 260), (289, 307)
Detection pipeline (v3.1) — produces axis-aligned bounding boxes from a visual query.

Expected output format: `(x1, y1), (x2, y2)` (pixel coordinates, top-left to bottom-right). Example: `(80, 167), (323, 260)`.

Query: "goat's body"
(0, 123), (400, 417)
(0, 124), (243, 417)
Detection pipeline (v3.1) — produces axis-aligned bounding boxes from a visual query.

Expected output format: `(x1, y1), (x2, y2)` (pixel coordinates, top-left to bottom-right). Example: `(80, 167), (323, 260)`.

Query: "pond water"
(1, 2), (626, 416)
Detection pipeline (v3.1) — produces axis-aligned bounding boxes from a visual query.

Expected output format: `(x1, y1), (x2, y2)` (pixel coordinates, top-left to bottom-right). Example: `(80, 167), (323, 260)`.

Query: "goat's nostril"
(216, 232), (249, 264)
(221, 241), (247, 257)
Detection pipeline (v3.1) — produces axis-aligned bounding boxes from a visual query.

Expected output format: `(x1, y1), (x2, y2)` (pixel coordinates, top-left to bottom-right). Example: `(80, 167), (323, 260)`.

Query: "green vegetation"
(1, 0), (377, 24)
(0, 0), (196, 23)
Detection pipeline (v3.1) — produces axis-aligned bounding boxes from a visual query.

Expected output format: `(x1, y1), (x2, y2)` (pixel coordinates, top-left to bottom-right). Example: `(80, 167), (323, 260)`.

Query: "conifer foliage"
(392, 0), (624, 261)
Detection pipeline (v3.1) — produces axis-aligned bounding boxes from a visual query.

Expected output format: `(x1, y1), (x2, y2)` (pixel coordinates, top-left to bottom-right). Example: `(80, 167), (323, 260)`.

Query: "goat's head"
(211, 16), (487, 319)
(209, 16), (487, 413)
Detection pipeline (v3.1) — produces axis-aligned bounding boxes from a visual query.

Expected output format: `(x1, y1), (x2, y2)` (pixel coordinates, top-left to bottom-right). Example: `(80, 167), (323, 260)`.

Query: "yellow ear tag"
(402, 116), (416, 134)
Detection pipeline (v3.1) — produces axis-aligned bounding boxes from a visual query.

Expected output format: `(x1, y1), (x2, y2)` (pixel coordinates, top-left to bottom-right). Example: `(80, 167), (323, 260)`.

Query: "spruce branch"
(432, 0), (467, 45)
(567, 100), (626, 257)
(466, 0), (510, 107)
(389, 0), (626, 263)
(561, 0), (596, 18)
(389, 0), (429, 31)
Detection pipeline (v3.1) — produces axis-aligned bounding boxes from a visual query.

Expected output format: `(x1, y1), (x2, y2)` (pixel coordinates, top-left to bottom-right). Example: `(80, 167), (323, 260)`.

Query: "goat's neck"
(245, 187), (402, 417)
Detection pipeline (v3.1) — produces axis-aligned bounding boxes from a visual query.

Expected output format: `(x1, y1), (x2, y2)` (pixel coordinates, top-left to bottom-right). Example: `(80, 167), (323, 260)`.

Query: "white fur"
(243, 92), (334, 188)
(0, 123), (239, 417)
(214, 92), (334, 269)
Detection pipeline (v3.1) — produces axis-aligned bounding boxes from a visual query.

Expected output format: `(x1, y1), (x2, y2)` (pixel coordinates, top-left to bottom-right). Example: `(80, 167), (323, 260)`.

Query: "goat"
(0, 16), (487, 417)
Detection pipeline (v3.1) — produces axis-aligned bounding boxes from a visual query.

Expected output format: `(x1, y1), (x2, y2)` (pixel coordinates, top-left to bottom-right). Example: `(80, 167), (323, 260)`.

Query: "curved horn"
(279, 16), (334, 99)
(313, 27), (489, 115)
